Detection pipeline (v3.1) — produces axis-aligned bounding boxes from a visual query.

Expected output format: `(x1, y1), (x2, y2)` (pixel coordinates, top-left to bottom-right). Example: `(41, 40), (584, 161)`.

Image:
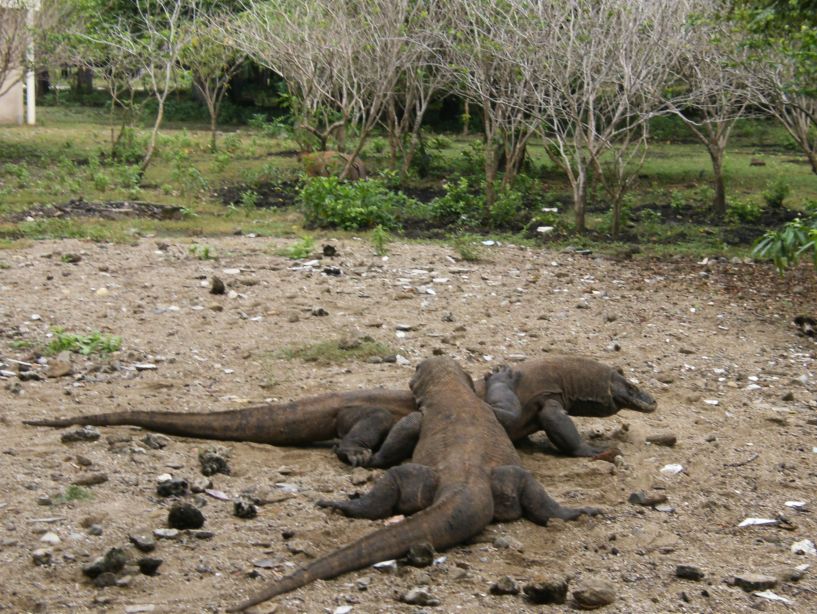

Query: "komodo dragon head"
(610, 367), (657, 413)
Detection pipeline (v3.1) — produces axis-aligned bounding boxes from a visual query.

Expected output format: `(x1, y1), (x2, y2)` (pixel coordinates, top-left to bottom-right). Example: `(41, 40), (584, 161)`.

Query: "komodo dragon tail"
(23, 389), (415, 444)
(227, 490), (484, 612)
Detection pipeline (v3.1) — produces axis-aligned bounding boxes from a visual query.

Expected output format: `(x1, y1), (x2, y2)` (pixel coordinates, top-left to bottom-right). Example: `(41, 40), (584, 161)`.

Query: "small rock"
(87, 524), (103, 536)
(490, 576), (520, 595)
(156, 477), (189, 497)
(646, 433), (677, 447)
(782, 391), (795, 402)
(93, 572), (118, 588)
(523, 577), (569, 604)
(322, 244), (337, 257)
(730, 574), (777, 592)
(61, 426), (101, 444)
(791, 539), (816, 556)
(32, 548), (52, 566)
(199, 447), (231, 476)
(129, 533), (156, 553)
(493, 535), (523, 550)
(400, 587), (440, 606)
(36, 495), (52, 506)
(45, 360), (74, 378)
(153, 528), (180, 540)
(124, 606), (156, 614)
(676, 565), (705, 581)
(404, 543), (435, 568)
(286, 540), (316, 558)
(82, 547), (128, 579)
(356, 576), (371, 591)
(72, 473), (108, 487)
(628, 491), (669, 507)
(572, 578), (616, 609)
(39, 532), (61, 545)
(168, 503), (205, 530)
(210, 276), (226, 295)
(137, 557), (163, 576)
(311, 306), (329, 317)
(233, 498), (257, 519)
(323, 266), (342, 276)
(191, 477), (213, 493)
(141, 434), (168, 450)
(192, 530), (214, 540)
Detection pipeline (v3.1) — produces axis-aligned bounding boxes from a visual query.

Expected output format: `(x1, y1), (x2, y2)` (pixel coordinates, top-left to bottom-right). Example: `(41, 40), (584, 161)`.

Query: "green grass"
(46, 328), (122, 356)
(1, 107), (815, 259)
(52, 485), (93, 505)
(276, 337), (393, 365)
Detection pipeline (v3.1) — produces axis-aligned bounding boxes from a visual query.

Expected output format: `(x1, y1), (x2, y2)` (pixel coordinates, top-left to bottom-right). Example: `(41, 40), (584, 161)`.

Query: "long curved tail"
(23, 389), (415, 445)
(227, 487), (490, 612)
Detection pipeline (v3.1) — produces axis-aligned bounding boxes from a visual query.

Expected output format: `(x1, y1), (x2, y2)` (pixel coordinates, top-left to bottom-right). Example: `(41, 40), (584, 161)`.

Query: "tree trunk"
(611, 196), (622, 240)
(484, 148), (498, 221)
(210, 111), (218, 152)
(462, 100), (470, 136)
(140, 99), (166, 180)
(708, 147), (726, 220)
(74, 68), (93, 96)
(572, 171), (587, 233)
(807, 149), (817, 176)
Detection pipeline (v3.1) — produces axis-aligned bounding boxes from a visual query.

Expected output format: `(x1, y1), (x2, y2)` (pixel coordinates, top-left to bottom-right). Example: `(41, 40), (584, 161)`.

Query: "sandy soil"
(1, 236), (815, 613)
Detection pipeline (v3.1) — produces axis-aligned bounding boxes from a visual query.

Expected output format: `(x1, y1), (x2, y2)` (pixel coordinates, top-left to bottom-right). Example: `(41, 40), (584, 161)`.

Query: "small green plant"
(53, 485), (93, 505)
(240, 189), (260, 210)
(92, 171), (111, 192)
(46, 328), (122, 356)
(368, 136), (387, 154)
(222, 133), (242, 154)
(371, 224), (390, 256)
(727, 197), (763, 224)
(428, 135), (452, 150)
(189, 244), (216, 260)
(669, 189), (687, 211)
(762, 178), (791, 209)
(451, 233), (482, 262)
(10, 339), (33, 349)
(278, 235), (315, 259)
(212, 151), (232, 173)
(277, 336), (393, 364)
(171, 151), (208, 194)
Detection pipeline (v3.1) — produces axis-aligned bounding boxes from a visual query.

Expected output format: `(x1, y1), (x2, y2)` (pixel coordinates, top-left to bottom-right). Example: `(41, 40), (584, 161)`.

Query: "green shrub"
(240, 189), (259, 210)
(491, 187), (524, 228)
(278, 235), (315, 259)
(92, 171), (111, 192)
(189, 244), (216, 260)
(368, 137), (387, 155)
(299, 177), (414, 230)
(451, 233), (483, 262)
(727, 197), (763, 224)
(371, 224), (390, 256)
(428, 177), (482, 226)
(762, 178), (791, 209)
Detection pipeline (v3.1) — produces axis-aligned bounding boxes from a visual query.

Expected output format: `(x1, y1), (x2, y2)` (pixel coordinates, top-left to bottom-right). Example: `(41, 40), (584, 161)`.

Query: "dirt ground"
(1, 236), (816, 613)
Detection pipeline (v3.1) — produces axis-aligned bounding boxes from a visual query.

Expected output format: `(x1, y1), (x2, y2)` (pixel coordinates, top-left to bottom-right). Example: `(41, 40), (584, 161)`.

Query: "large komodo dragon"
(227, 356), (600, 612)
(24, 355), (656, 466)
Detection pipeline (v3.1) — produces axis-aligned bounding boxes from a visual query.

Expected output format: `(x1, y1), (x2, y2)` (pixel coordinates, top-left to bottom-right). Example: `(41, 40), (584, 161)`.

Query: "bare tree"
(527, 0), (693, 236)
(438, 0), (541, 215)
(668, 9), (752, 219)
(746, 53), (817, 175)
(80, 0), (198, 177)
(0, 1), (30, 99)
(181, 19), (245, 151)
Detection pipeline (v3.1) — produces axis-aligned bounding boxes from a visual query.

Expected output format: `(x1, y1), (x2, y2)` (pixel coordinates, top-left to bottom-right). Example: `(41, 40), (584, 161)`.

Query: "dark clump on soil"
(10, 198), (184, 221)
(218, 179), (301, 209)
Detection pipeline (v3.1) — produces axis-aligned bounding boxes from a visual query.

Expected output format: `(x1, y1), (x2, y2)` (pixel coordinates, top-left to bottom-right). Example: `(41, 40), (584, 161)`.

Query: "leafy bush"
(753, 204), (817, 272)
(278, 235), (315, 259)
(112, 127), (146, 164)
(727, 197), (763, 224)
(762, 178), (791, 209)
(299, 177), (415, 230)
(368, 137), (387, 155)
(427, 177), (482, 226)
(451, 233), (483, 262)
(491, 187), (524, 229)
(371, 224), (390, 256)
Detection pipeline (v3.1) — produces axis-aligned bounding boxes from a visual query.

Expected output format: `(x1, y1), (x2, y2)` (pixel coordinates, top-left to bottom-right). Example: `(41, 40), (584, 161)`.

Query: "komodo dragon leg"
(491, 465), (600, 523)
(317, 463), (438, 518)
(334, 407), (396, 467)
(537, 398), (606, 457)
(367, 411), (422, 469)
(483, 365), (523, 429)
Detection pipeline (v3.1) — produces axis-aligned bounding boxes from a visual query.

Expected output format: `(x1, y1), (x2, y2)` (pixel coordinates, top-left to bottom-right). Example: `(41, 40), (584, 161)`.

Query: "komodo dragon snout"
(611, 368), (657, 413)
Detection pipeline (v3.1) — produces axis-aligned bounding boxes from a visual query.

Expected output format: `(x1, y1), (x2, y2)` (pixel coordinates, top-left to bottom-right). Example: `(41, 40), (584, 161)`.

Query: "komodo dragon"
(24, 355), (656, 466)
(227, 356), (599, 612)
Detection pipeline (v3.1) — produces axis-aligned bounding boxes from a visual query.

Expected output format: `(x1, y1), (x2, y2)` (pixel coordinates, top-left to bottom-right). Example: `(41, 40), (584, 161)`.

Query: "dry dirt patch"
(0, 237), (815, 613)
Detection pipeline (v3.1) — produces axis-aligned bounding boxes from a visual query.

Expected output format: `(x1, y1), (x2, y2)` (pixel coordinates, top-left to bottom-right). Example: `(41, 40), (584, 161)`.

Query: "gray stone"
(676, 565), (705, 581)
(129, 533), (156, 553)
(490, 576), (520, 595)
(731, 573), (777, 592)
(572, 578), (616, 609)
(400, 588), (440, 606)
